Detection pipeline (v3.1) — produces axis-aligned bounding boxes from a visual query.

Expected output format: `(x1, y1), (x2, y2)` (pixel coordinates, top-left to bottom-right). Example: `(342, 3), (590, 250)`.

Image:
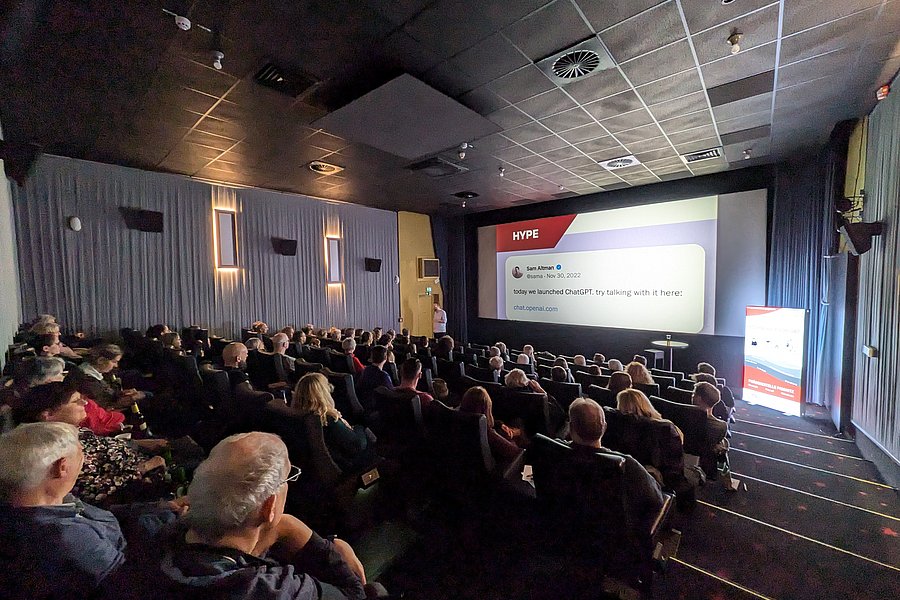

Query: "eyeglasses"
(280, 465), (301, 486)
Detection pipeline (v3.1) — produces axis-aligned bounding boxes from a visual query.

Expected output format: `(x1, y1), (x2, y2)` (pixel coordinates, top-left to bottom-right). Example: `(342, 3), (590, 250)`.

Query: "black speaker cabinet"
(271, 237), (298, 256)
(365, 258), (382, 272)
(119, 207), (164, 233)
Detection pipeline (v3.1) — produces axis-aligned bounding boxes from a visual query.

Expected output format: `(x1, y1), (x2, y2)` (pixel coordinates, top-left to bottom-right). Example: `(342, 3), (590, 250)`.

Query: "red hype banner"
(496, 214), (577, 252)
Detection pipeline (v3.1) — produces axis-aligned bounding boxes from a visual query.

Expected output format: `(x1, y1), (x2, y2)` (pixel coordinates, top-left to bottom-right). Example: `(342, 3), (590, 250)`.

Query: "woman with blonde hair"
(458, 386), (522, 461)
(626, 361), (654, 385)
(504, 368), (545, 394)
(291, 373), (373, 471)
(616, 388), (662, 420)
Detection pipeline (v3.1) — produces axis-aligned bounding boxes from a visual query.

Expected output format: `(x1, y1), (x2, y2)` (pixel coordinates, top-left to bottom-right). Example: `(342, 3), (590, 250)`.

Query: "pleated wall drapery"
(431, 214), (467, 343)
(11, 155), (400, 338)
(852, 89), (900, 464)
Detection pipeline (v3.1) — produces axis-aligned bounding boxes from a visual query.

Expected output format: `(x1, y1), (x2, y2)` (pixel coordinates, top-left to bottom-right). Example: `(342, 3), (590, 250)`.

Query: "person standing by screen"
(433, 302), (447, 339)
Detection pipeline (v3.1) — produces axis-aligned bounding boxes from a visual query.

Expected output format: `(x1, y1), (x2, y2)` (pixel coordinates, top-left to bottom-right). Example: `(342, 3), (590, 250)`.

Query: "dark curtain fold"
(767, 121), (853, 407)
(431, 215), (467, 343)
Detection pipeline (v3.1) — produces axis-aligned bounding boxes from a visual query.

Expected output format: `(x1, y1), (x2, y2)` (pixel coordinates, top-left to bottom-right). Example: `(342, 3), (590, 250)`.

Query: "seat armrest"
(499, 449), (526, 481)
(650, 492), (674, 540)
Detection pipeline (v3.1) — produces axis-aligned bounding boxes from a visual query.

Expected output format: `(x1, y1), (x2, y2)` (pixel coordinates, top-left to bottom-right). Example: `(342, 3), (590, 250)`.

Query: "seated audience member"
(293, 374), (374, 473)
(146, 324), (169, 340)
(607, 358), (624, 372)
(505, 368), (546, 394)
(495, 342), (509, 361)
(693, 363), (735, 408)
(516, 352), (531, 365)
(372, 327), (383, 341)
(250, 321), (269, 335)
(592, 353), (606, 365)
(271, 333), (296, 373)
(587, 364), (602, 376)
(245, 337), (264, 351)
(632, 354), (648, 367)
(358, 331), (373, 347)
(308, 337), (322, 348)
(552, 357), (576, 383)
(13, 383), (167, 505)
(692, 381), (729, 478)
(568, 398), (665, 532)
(356, 345), (393, 412)
(550, 366), (570, 383)
(342, 338), (365, 376)
(281, 326), (296, 341)
(71, 344), (146, 410)
(434, 335), (454, 360)
(292, 330), (308, 345)
(222, 342), (252, 392)
(29, 320), (81, 359)
(608, 371), (632, 397)
(488, 346), (501, 359)
(396, 358), (434, 409)
(155, 432), (375, 599)
(0, 422), (130, 599)
(692, 373), (732, 420)
(488, 356), (504, 383)
(522, 344), (535, 364)
(617, 389), (683, 441)
(626, 361), (654, 385)
(31, 332), (66, 359)
(458, 387), (523, 461)
(160, 332), (183, 353)
(573, 355), (586, 367)
(432, 378), (452, 407)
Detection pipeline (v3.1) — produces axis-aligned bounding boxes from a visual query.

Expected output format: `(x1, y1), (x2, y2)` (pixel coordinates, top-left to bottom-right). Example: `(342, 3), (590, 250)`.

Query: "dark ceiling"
(1, 0), (898, 213)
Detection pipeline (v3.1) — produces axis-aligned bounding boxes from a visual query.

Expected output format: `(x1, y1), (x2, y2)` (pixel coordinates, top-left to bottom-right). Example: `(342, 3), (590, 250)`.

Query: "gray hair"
(19, 356), (66, 387)
(488, 356), (503, 370)
(185, 432), (289, 537)
(245, 338), (263, 351)
(608, 359), (624, 372)
(516, 353), (531, 365)
(504, 368), (529, 388)
(0, 422), (80, 500)
(341, 337), (356, 352)
(488, 346), (501, 357)
(272, 333), (289, 348)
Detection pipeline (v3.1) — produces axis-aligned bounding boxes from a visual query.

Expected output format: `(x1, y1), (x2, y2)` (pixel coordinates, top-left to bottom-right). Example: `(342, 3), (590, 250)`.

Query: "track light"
(727, 30), (743, 54)
(457, 142), (471, 160)
(211, 50), (224, 70)
(743, 148), (752, 160)
(499, 166), (506, 177)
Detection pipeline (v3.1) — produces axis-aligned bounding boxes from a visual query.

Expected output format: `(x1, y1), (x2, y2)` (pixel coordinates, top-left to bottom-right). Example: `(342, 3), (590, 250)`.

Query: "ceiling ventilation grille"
(406, 156), (469, 178)
(681, 147), (723, 163)
(537, 37), (615, 85)
(254, 62), (318, 97)
(598, 155), (640, 170)
(308, 161), (344, 175)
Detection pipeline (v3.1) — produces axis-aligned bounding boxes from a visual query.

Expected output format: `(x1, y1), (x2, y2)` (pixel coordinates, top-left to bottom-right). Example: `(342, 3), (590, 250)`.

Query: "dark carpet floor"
(354, 400), (900, 599)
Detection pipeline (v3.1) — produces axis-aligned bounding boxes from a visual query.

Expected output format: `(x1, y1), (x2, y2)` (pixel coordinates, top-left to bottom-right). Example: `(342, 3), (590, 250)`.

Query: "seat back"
(199, 368), (232, 408)
(495, 388), (550, 436)
(354, 345), (371, 364)
(425, 400), (495, 477)
(294, 360), (324, 377)
(539, 378), (583, 412)
(327, 372), (365, 421)
(436, 358), (465, 383)
(586, 385), (616, 408)
(602, 409), (685, 487)
(418, 367), (434, 395)
(246, 351), (284, 389)
(651, 368), (685, 382)
(649, 396), (708, 455)
(651, 375), (676, 390)
(373, 386), (425, 441)
(676, 378), (695, 390)
(663, 386), (694, 405)
(327, 351), (354, 374)
(575, 371), (610, 388)
(536, 364), (553, 379)
(506, 361), (534, 375)
(633, 382), (660, 398)
(465, 364), (496, 382)
(305, 346), (330, 365)
(383, 361), (400, 385)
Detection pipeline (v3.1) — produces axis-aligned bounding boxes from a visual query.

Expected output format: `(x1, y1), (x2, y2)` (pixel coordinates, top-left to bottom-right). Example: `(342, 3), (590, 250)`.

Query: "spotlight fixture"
(461, 200), (467, 208)
(727, 30), (743, 54)
(499, 166), (506, 177)
(211, 50), (224, 70)
(558, 185), (565, 191)
(743, 148), (752, 160)
(174, 14), (191, 30)
(877, 84), (891, 101)
(457, 142), (471, 160)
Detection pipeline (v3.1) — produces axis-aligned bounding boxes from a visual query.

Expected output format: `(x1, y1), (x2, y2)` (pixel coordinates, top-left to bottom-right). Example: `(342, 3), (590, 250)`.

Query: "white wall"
(0, 120), (22, 366)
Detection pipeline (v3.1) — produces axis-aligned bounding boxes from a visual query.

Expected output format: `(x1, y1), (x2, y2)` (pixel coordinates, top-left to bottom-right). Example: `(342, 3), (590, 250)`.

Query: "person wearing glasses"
(151, 432), (383, 599)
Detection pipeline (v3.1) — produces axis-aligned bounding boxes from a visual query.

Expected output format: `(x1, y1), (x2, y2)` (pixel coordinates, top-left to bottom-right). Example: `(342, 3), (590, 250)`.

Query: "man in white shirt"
(432, 302), (447, 339)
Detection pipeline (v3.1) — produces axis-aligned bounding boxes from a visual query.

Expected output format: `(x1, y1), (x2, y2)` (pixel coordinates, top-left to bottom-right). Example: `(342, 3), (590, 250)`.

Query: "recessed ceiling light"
(453, 191), (479, 199)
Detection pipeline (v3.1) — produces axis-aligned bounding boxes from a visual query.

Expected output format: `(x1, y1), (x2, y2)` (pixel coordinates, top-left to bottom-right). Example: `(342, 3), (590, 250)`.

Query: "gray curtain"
(853, 95), (900, 463)
(12, 155), (400, 338)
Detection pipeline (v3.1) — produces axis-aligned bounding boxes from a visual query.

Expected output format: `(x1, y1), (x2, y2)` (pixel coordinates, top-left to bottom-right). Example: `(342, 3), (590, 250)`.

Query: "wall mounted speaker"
(839, 220), (884, 256)
(0, 140), (42, 186)
(119, 207), (164, 233)
(271, 237), (298, 256)
(365, 258), (382, 272)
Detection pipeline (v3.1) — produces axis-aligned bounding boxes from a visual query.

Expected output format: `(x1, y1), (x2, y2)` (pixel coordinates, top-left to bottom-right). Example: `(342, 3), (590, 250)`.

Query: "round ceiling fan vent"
(598, 155), (641, 170)
(552, 50), (601, 80)
(308, 160), (344, 175)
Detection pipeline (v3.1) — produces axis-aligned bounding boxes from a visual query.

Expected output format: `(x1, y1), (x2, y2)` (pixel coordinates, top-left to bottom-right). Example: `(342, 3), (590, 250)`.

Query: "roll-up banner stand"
(742, 306), (809, 416)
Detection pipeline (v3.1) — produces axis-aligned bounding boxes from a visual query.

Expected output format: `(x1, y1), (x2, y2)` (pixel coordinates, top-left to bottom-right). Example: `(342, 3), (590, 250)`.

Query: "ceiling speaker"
(365, 258), (382, 272)
(271, 237), (298, 256)
(119, 207), (163, 233)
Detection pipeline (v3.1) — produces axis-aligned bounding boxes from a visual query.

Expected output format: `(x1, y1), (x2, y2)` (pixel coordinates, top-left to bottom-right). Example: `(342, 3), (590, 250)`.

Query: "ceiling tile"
(601, 109), (656, 133)
(376, 29), (444, 76)
(503, 0), (594, 62)
(527, 162), (566, 176)
(583, 90), (644, 120)
(476, 132), (518, 151)
(782, 0), (882, 37)
(620, 41), (697, 86)
(600, 2), (685, 63)
(717, 110), (772, 134)
(558, 123), (609, 143)
(523, 134), (570, 154)
(641, 153), (682, 168)
(487, 65), (556, 103)
(488, 106), (533, 129)
(449, 32), (532, 87)
(542, 146), (587, 163)
(540, 107), (596, 131)
(502, 120), (553, 143)
(659, 110), (714, 134)
(578, 0), (666, 32)
(515, 88), (578, 119)
(587, 146), (631, 162)
(574, 136), (619, 154)
(404, 1), (503, 58)
(458, 86), (508, 115)
(556, 155), (599, 169)
(563, 68), (631, 104)
(777, 47), (857, 89)
(667, 125), (718, 146)
(422, 61), (479, 97)
(779, 7), (877, 65)
(692, 4), (779, 65)
(636, 70), (704, 104)
(627, 136), (672, 153)
(701, 42), (776, 88)
(493, 144), (535, 161)
(647, 91), (709, 121)
(680, 0), (777, 33)
(615, 123), (665, 145)
(674, 136), (721, 153)
(510, 153), (552, 169)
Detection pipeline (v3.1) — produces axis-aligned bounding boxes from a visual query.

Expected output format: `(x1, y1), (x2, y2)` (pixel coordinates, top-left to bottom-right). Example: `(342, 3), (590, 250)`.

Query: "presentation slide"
(477, 190), (768, 337)
(742, 306), (807, 416)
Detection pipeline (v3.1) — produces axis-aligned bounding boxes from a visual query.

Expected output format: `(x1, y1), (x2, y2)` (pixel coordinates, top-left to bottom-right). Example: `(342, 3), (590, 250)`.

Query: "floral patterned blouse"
(72, 429), (161, 505)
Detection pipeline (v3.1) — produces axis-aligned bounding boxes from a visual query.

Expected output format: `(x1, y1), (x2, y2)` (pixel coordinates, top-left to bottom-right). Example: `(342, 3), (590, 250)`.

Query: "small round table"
(650, 339), (689, 371)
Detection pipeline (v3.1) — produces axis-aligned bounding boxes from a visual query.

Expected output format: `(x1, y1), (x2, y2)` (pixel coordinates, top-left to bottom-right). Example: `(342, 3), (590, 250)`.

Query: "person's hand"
(138, 455), (166, 475)
(500, 423), (515, 439)
(333, 538), (366, 584)
(163, 496), (190, 516)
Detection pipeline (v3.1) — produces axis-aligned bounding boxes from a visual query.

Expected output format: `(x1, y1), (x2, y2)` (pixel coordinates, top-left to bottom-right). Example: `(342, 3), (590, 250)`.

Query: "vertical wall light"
(325, 236), (343, 284)
(214, 208), (238, 270)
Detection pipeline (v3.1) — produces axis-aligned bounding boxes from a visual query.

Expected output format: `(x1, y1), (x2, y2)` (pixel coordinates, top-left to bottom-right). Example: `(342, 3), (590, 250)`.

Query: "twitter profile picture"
(512, 266), (523, 279)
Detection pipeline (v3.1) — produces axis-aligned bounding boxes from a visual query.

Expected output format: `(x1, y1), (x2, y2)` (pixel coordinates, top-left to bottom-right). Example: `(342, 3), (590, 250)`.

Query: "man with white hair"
(342, 337), (365, 376)
(155, 431), (375, 599)
(0, 422), (126, 598)
(488, 355), (504, 383)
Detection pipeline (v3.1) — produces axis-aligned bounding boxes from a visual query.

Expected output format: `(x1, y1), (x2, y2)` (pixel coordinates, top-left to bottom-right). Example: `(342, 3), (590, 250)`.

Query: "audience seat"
(651, 368), (685, 382)
(539, 378), (583, 412)
(575, 371), (610, 388)
(651, 374), (676, 391)
(327, 372), (365, 423)
(466, 364), (497, 382)
(602, 408), (685, 490)
(676, 378), (695, 391)
(536, 364), (552, 379)
(648, 396), (709, 457)
(586, 385), (615, 408)
(663, 386), (694, 405)
(372, 386), (425, 459)
(436, 358), (464, 384)
(327, 351), (354, 374)
(494, 388), (552, 437)
(506, 360), (534, 375)
(633, 382), (660, 398)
